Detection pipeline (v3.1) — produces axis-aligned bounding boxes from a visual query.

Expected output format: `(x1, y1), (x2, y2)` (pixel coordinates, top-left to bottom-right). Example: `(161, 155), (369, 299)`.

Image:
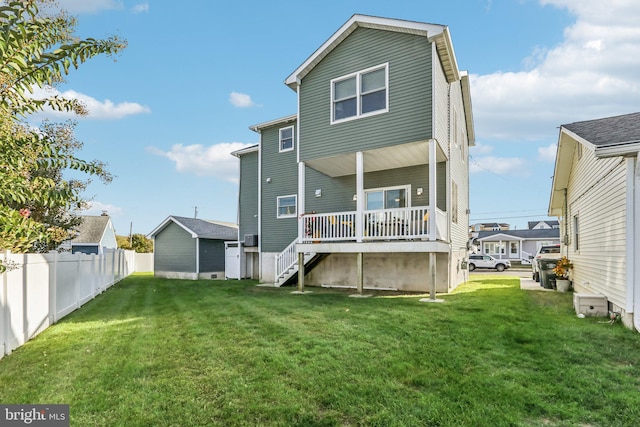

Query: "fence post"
(1, 251), (7, 357)
(49, 251), (57, 324)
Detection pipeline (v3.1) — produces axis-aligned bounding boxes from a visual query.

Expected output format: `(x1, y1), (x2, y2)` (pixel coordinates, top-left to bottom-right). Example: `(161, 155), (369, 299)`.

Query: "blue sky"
(32, 0), (640, 235)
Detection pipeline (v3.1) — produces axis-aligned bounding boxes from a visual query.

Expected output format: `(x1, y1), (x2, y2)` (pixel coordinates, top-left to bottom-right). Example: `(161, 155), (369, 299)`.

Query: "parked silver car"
(468, 254), (511, 272)
(531, 244), (561, 282)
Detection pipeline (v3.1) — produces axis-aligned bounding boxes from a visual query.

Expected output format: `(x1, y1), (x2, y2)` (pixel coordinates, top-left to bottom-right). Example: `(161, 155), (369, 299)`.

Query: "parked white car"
(468, 254), (511, 272)
(531, 244), (561, 282)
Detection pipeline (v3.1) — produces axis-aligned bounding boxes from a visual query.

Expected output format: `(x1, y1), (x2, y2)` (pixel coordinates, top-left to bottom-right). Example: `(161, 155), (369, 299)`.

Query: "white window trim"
(277, 194), (297, 219)
(330, 63), (389, 125)
(279, 126), (295, 153)
(364, 184), (411, 209)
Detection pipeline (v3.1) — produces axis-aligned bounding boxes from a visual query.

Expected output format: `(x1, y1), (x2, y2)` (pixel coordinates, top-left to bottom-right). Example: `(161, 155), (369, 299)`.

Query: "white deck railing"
(300, 206), (447, 243)
(275, 239), (298, 281)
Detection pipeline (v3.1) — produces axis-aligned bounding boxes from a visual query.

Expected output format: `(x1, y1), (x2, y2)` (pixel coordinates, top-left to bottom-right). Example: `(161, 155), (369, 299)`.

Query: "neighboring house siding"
(155, 222), (196, 272)
(299, 28), (433, 161)
(448, 80), (470, 252)
(199, 239), (226, 272)
(566, 144), (628, 307)
(239, 151), (259, 238)
(261, 124), (298, 253)
(102, 222), (118, 249)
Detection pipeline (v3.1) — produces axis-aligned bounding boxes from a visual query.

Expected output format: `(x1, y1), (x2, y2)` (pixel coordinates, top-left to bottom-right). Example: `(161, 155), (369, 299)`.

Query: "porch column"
(298, 161), (305, 242)
(356, 151), (364, 242)
(429, 139), (437, 241)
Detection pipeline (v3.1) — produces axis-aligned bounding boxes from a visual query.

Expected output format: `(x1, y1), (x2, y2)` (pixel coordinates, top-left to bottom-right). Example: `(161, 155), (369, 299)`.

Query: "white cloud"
(229, 92), (257, 108)
(538, 144), (558, 162)
(148, 142), (254, 183)
(472, 0), (640, 141)
(30, 86), (151, 120)
(132, 3), (149, 14)
(81, 201), (124, 217)
(469, 156), (530, 176)
(56, 0), (123, 14)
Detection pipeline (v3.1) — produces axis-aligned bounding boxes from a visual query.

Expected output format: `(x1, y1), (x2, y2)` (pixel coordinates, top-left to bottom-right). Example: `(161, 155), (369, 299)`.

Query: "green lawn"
(1, 274), (639, 426)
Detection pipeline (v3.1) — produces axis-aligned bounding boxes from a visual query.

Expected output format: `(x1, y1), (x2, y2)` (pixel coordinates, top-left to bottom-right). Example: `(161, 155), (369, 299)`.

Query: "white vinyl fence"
(1, 248), (136, 359)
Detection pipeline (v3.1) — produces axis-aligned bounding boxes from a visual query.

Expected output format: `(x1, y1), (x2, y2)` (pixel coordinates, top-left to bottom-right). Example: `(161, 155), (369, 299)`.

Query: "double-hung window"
(331, 63), (388, 123)
(279, 126), (294, 152)
(277, 195), (297, 218)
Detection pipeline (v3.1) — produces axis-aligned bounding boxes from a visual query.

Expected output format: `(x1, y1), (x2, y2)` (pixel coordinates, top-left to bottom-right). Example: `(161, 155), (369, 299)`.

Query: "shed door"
(225, 243), (245, 279)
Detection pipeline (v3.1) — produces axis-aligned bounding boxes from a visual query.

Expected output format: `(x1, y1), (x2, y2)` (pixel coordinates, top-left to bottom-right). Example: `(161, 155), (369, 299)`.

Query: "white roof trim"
(231, 145), (259, 157)
(477, 232), (524, 241)
(249, 114), (297, 133)
(285, 14), (448, 89)
(148, 216), (197, 238)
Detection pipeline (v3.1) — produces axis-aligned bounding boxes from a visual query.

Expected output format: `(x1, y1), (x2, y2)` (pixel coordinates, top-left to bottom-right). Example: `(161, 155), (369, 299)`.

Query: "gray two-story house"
(233, 14), (475, 293)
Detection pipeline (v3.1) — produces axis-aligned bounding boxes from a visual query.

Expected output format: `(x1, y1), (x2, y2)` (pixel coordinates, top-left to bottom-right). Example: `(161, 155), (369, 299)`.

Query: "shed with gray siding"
(149, 216), (238, 280)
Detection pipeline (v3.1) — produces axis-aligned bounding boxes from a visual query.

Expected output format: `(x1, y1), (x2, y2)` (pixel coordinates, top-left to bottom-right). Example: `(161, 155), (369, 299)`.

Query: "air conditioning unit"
(244, 234), (258, 247)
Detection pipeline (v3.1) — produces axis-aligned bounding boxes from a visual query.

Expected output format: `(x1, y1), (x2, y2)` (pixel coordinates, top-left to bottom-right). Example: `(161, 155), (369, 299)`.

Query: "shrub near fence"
(1, 249), (136, 359)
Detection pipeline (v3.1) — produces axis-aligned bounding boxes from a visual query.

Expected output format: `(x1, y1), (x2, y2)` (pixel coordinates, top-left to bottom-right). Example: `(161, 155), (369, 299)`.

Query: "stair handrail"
(275, 239), (298, 283)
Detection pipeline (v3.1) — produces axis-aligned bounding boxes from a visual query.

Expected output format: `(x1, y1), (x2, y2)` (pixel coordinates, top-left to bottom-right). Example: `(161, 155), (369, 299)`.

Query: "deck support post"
(297, 252), (305, 292)
(356, 252), (364, 294)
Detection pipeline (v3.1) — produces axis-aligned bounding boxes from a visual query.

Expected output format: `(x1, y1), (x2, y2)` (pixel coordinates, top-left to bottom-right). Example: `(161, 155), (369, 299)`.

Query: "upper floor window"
(331, 63), (388, 124)
(279, 126), (294, 152)
(277, 195), (297, 218)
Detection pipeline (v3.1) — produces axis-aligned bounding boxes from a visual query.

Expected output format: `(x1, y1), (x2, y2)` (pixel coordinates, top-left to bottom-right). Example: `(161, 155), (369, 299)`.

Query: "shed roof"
(149, 216), (238, 240)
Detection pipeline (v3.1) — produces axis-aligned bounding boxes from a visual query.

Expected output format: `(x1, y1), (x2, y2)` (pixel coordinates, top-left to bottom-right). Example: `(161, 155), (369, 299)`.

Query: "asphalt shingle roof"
(170, 216), (238, 240)
(563, 112), (640, 147)
(71, 215), (110, 243)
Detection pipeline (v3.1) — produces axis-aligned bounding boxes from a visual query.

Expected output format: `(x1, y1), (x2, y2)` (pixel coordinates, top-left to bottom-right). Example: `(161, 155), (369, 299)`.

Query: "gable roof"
(550, 112), (640, 216)
(149, 216), (238, 240)
(281, 14), (475, 145)
(477, 228), (560, 241)
(528, 220), (559, 229)
(285, 14), (458, 89)
(70, 215), (111, 244)
(562, 112), (640, 156)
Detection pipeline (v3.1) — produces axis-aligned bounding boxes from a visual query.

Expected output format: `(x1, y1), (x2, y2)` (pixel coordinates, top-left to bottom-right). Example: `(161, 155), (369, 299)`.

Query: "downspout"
(563, 188), (569, 257)
(630, 155), (640, 332)
(257, 132), (262, 281)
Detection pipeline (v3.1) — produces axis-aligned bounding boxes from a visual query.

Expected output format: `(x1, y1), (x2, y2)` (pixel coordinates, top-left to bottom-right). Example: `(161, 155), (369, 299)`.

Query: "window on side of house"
(331, 63), (388, 123)
(452, 181), (458, 224)
(573, 214), (579, 251)
(277, 195), (297, 218)
(279, 126), (294, 152)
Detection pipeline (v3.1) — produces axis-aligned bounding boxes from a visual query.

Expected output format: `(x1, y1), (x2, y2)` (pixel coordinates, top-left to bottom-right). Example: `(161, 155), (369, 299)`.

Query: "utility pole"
(129, 222), (133, 247)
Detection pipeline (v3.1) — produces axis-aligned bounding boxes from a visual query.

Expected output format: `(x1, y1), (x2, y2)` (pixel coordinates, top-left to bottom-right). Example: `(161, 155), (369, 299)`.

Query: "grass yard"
(1, 274), (640, 426)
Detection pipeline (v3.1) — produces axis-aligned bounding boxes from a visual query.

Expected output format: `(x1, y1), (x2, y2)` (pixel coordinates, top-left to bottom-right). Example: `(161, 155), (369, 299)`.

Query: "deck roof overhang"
(303, 140), (446, 177)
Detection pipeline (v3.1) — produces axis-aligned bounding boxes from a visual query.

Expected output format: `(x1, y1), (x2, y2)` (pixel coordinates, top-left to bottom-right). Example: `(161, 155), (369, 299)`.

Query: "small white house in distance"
(549, 112), (640, 330)
(67, 214), (118, 255)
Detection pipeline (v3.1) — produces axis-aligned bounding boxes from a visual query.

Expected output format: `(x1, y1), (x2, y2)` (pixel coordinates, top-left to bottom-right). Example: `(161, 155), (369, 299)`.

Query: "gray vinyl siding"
(305, 163), (446, 213)
(199, 239), (226, 272)
(261, 123), (299, 253)
(239, 151), (259, 239)
(299, 27), (433, 161)
(154, 222), (196, 273)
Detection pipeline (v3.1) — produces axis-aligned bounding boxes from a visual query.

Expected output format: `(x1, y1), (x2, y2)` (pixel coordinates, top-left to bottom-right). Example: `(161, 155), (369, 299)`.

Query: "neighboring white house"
(549, 112), (640, 330)
(65, 214), (118, 255)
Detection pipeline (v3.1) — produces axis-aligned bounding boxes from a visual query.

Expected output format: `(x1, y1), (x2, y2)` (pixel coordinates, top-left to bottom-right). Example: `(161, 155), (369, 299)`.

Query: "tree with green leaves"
(0, 0), (126, 271)
(117, 234), (154, 253)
